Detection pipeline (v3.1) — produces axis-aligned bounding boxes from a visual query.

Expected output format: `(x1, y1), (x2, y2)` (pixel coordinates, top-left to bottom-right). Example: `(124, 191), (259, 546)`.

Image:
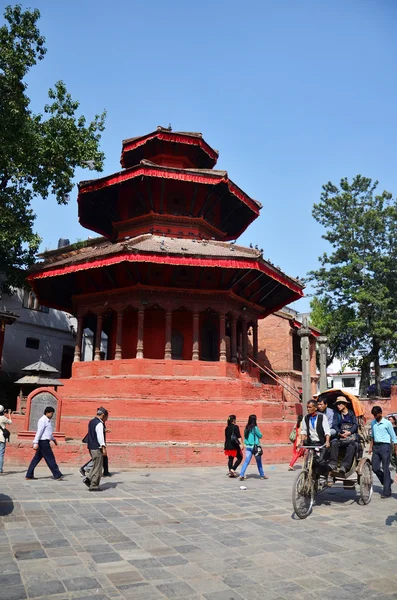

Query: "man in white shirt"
(26, 406), (64, 480)
(0, 405), (12, 474)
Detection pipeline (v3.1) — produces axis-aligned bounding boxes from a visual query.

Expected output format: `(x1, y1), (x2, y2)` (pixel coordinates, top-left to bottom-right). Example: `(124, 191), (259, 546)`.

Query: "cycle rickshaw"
(292, 389), (373, 519)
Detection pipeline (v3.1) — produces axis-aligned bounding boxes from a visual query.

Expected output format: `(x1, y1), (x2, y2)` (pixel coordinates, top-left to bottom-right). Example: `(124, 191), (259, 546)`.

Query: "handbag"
(289, 427), (296, 443)
(231, 426), (239, 446)
(252, 431), (263, 456)
(0, 424), (10, 442)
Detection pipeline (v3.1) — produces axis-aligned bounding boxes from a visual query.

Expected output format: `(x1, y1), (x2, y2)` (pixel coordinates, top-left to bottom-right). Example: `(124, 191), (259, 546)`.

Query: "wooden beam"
(239, 272), (262, 293)
(104, 267), (117, 288)
(229, 269), (251, 290)
(159, 179), (165, 214)
(248, 278), (273, 300)
(146, 178), (155, 212)
(259, 282), (280, 304)
(189, 184), (198, 216)
(198, 189), (214, 217)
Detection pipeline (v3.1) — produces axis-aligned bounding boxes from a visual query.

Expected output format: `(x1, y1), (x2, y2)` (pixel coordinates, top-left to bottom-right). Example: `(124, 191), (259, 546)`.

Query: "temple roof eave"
(78, 160), (262, 213)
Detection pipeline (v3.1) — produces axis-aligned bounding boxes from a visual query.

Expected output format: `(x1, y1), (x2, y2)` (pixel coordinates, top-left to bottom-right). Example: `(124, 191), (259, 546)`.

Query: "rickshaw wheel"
(292, 470), (314, 519)
(358, 460), (373, 505)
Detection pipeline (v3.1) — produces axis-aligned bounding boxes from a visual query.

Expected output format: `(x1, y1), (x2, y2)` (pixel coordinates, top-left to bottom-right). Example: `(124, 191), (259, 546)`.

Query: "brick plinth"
(8, 359), (303, 468)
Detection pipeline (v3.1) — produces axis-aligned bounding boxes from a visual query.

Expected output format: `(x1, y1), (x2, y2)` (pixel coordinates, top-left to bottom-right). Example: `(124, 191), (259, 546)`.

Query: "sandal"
(288, 466), (294, 471)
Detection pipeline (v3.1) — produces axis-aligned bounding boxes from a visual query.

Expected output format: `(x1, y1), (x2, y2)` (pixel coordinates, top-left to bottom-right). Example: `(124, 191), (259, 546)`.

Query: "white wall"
(0, 288), (76, 375)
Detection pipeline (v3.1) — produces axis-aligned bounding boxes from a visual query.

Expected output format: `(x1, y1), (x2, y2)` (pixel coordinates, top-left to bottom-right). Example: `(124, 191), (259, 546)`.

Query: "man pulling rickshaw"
(292, 389), (372, 519)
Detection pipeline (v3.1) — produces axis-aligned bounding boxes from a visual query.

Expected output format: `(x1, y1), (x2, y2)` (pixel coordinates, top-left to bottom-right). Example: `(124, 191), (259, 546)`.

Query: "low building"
(0, 286), (76, 407)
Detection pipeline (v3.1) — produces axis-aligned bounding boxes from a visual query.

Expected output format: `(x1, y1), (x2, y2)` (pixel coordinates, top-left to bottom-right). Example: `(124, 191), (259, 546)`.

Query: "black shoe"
(339, 466), (347, 475)
(55, 476), (64, 481)
(79, 467), (86, 477)
(83, 477), (90, 488)
(103, 472), (112, 477)
(25, 477), (37, 480)
(381, 494), (391, 499)
(89, 488), (102, 492)
(328, 463), (337, 471)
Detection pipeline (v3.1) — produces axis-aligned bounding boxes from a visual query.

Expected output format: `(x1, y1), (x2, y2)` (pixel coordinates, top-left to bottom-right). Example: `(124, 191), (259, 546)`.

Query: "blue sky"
(16, 0), (397, 311)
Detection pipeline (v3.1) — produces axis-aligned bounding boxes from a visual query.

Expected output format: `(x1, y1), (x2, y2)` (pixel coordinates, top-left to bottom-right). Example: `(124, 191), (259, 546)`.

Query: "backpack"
(0, 424), (10, 442)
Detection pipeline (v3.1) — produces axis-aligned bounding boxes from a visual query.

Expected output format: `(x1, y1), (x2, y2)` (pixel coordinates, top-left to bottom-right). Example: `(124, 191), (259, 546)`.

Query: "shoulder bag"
(289, 427), (297, 443)
(230, 425), (240, 446)
(252, 430), (263, 456)
(0, 424), (10, 442)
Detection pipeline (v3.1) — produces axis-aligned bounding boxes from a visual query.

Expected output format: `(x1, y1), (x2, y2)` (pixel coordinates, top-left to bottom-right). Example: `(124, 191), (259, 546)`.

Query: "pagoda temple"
(27, 126), (305, 466)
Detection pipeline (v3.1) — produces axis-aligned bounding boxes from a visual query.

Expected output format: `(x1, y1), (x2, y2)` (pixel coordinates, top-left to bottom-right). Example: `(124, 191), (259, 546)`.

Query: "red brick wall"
(257, 313), (293, 370)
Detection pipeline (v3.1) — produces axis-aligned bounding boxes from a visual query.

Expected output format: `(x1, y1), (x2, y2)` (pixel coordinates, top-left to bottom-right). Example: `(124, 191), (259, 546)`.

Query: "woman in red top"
(224, 415), (244, 477)
(288, 415), (304, 471)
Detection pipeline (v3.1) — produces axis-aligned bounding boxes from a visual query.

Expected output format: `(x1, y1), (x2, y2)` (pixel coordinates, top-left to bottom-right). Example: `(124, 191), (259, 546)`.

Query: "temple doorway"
(200, 317), (219, 361)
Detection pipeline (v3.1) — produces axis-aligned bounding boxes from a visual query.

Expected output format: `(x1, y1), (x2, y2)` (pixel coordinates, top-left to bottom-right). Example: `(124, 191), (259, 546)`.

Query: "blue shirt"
(371, 418), (397, 444)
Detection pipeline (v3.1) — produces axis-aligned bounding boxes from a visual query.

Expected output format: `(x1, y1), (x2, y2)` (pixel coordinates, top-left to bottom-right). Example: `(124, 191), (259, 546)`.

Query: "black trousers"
(372, 443), (392, 496)
(26, 440), (63, 479)
(330, 439), (356, 471)
(227, 448), (243, 472)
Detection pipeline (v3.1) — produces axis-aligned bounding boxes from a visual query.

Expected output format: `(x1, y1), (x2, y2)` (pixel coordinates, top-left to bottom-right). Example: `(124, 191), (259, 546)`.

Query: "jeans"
(0, 441), (5, 472)
(372, 443), (392, 496)
(26, 440), (63, 479)
(240, 447), (265, 477)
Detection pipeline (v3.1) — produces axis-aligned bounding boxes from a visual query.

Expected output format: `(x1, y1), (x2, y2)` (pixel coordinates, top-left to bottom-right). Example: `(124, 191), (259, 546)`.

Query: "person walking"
(0, 406), (12, 474)
(224, 415), (244, 477)
(369, 406), (397, 498)
(288, 415), (304, 471)
(80, 413), (111, 477)
(83, 407), (108, 492)
(239, 415), (268, 481)
(26, 407), (63, 480)
(388, 415), (397, 471)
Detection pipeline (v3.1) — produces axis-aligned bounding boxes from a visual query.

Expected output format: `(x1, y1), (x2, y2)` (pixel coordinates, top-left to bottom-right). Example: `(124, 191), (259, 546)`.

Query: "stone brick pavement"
(0, 464), (397, 599)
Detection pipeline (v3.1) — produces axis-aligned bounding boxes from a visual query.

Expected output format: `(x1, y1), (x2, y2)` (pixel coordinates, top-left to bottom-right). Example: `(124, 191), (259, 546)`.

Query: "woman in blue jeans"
(239, 414), (268, 480)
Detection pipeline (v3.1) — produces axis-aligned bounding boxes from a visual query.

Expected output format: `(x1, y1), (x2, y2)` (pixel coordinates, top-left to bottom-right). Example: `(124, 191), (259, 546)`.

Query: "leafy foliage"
(0, 4), (106, 292)
(309, 175), (397, 396)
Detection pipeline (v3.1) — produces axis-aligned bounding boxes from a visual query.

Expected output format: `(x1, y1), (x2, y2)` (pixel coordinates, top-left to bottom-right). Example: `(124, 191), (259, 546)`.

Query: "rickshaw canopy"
(317, 388), (365, 417)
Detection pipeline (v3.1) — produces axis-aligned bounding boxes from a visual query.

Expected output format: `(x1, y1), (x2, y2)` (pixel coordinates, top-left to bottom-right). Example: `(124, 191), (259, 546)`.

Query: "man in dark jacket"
(84, 407), (108, 492)
(329, 397), (358, 474)
(299, 400), (331, 477)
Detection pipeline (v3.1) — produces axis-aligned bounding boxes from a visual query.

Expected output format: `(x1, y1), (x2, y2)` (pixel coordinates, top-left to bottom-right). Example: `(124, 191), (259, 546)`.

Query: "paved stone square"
(0, 463), (397, 599)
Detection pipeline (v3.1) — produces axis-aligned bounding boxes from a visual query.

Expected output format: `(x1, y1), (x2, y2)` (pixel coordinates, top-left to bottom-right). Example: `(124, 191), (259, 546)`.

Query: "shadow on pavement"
(101, 481), (119, 490)
(0, 494), (14, 516)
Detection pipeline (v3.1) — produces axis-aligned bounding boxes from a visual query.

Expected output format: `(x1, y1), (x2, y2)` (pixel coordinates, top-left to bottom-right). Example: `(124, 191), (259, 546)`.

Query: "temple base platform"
(8, 359), (303, 467)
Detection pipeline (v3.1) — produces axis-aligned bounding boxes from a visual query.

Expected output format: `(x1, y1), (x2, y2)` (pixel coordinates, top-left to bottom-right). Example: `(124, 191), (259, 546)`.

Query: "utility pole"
(298, 316), (311, 415)
(317, 336), (328, 393)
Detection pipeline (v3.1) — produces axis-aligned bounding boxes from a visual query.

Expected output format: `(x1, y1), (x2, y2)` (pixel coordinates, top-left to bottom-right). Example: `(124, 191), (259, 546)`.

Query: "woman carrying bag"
(239, 414), (268, 481)
(224, 415), (244, 477)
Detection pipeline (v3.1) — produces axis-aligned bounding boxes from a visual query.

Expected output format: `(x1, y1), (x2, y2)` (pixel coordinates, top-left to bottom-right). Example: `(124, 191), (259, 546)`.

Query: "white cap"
(0, 405), (4, 413)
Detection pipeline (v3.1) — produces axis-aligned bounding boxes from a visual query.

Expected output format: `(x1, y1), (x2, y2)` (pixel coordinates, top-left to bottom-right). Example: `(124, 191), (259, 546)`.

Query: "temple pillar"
(73, 315), (84, 362)
(192, 310), (199, 360)
(253, 321), (258, 360)
(94, 314), (103, 361)
(298, 316), (311, 415)
(231, 315), (237, 363)
(164, 310), (172, 360)
(219, 312), (227, 362)
(136, 308), (145, 359)
(242, 318), (248, 357)
(318, 336), (328, 392)
(114, 310), (123, 360)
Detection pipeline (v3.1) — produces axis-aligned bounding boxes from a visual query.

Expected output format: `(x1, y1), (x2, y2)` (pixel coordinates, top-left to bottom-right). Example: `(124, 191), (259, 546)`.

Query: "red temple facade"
(24, 127), (305, 466)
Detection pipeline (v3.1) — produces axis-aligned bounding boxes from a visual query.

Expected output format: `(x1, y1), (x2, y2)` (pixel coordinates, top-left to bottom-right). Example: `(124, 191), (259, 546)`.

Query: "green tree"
(0, 4), (106, 292)
(309, 297), (356, 367)
(309, 175), (397, 397)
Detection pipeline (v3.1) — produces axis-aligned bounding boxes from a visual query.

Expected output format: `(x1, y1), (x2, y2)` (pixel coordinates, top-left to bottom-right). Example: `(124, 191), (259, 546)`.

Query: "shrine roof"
(36, 234), (262, 269)
(33, 234), (303, 292)
(121, 126), (219, 169)
(78, 159), (262, 209)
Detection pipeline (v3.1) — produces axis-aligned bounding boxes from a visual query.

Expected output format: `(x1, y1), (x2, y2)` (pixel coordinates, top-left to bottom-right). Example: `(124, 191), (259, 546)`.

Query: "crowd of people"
(287, 396), (397, 498)
(1, 397), (397, 499)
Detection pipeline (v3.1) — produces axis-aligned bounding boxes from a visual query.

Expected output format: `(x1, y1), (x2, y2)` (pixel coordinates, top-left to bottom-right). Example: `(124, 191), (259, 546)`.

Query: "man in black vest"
(299, 400), (331, 476)
(85, 407), (108, 492)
